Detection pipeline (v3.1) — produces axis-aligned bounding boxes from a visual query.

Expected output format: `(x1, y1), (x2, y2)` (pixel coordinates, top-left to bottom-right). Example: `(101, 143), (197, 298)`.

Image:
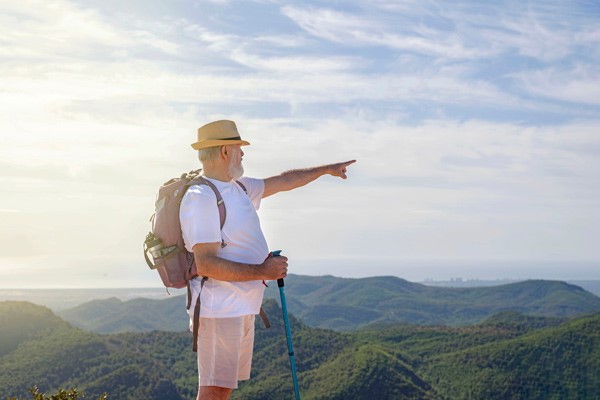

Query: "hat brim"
(191, 139), (250, 150)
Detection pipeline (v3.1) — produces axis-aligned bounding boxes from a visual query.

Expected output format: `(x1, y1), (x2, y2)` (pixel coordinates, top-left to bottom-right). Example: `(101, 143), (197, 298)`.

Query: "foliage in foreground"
(7, 386), (106, 400)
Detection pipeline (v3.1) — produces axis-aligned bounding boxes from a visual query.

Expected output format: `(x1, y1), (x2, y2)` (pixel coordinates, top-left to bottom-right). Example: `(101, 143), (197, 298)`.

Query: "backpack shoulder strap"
(188, 178), (247, 230)
(188, 176), (226, 231)
(235, 179), (248, 194)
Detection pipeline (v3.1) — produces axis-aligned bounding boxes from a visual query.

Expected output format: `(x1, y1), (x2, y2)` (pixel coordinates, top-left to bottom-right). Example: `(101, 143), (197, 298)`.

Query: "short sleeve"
(238, 177), (265, 210)
(179, 185), (222, 252)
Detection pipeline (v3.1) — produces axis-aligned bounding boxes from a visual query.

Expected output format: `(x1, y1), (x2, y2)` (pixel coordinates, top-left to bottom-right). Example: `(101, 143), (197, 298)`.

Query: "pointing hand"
(329, 160), (356, 179)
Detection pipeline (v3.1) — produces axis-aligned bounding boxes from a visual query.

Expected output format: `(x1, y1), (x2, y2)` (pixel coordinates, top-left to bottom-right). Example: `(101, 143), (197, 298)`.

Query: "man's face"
(227, 145), (244, 180)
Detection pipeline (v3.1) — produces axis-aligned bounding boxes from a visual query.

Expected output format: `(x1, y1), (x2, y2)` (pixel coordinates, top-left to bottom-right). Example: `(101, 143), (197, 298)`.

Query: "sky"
(1, 0), (599, 288)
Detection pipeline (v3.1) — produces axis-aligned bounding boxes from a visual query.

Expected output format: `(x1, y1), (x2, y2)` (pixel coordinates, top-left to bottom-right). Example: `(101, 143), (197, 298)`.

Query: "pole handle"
(271, 250), (284, 287)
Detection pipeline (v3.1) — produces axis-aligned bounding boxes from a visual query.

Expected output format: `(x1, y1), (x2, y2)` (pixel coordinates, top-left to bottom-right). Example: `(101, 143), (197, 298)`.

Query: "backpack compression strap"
(192, 277), (207, 353)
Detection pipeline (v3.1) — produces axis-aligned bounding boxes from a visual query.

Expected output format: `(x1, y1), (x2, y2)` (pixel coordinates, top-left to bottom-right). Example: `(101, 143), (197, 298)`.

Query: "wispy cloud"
(1, 0), (180, 62)
(516, 64), (600, 106)
(281, 5), (481, 59)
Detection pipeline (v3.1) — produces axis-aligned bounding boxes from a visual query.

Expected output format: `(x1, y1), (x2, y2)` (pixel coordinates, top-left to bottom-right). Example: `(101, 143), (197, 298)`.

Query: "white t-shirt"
(179, 176), (269, 319)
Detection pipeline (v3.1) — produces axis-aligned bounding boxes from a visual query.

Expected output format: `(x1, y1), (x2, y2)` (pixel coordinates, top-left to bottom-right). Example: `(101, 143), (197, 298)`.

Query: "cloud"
(244, 115), (600, 192)
(246, 115), (600, 263)
(253, 34), (313, 48)
(281, 1), (600, 67)
(183, 23), (362, 73)
(281, 5), (480, 59)
(4, 0), (595, 134)
(516, 64), (600, 106)
(0, 0), (181, 63)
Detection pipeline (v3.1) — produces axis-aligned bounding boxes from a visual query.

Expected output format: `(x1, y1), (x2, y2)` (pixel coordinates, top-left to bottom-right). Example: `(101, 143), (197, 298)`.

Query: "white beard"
(228, 160), (244, 180)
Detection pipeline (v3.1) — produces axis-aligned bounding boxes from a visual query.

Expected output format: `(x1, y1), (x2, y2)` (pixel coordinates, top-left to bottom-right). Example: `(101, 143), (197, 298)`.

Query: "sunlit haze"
(1, 0), (599, 287)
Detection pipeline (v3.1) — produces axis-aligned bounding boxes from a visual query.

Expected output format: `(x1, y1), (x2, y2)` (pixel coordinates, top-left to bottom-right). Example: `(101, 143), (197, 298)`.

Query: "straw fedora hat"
(191, 120), (250, 150)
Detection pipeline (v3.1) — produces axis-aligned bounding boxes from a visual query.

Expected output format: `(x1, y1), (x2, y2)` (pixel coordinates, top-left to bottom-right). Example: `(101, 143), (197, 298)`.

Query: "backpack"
(144, 169), (221, 288)
(143, 169), (269, 352)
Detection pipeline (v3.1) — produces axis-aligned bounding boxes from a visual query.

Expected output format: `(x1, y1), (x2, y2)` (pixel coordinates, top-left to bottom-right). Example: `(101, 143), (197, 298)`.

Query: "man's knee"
(197, 385), (234, 400)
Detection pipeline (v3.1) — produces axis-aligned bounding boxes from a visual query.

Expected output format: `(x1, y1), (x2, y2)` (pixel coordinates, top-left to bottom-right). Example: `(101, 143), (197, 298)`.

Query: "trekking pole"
(272, 250), (301, 400)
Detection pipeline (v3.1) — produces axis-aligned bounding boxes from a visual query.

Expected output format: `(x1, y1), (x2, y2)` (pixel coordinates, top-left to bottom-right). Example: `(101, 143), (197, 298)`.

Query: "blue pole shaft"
(278, 279), (301, 400)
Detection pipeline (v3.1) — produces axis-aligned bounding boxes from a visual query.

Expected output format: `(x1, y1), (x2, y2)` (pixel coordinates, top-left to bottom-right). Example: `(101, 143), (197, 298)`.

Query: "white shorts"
(197, 315), (256, 389)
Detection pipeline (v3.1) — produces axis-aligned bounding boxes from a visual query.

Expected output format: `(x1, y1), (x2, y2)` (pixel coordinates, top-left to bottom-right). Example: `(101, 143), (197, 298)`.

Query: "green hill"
(0, 303), (194, 399)
(266, 276), (600, 329)
(0, 301), (67, 357)
(2, 301), (599, 399)
(57, 275), (600, 333)
(422, 312), (600, 399)
(268, 275), (600, 330)
(57, 296), (188, 333)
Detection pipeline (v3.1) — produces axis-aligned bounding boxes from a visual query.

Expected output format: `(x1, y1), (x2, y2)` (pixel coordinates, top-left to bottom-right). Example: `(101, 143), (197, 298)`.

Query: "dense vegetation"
(2, 299), (599, 399)
(8, 387), (106, 400)
(57, 276), (600, 333)
(423, 313), (600, 399)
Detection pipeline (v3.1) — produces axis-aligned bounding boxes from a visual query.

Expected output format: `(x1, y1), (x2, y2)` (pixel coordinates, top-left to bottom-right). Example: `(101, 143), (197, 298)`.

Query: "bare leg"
(196, 386), (234, 400)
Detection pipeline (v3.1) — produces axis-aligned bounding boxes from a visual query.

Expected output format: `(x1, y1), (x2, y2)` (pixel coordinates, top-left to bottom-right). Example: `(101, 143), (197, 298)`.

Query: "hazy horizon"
(1, 259), (599, 289)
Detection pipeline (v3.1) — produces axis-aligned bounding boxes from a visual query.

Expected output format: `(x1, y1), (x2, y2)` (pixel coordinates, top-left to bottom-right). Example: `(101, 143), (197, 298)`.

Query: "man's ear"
(220, 145), (229, 159)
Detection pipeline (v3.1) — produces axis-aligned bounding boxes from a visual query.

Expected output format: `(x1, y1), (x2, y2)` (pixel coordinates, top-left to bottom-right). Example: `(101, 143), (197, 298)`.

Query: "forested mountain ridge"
(0, 301), (68, 357)
(2, 301), (599, 399)
(58, 275), (600, 333)
(264, 276), (600, 329)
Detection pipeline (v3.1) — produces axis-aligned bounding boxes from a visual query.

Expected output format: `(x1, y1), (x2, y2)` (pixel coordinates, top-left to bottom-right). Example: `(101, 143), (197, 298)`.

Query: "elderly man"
(179, 120), (355, 400)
